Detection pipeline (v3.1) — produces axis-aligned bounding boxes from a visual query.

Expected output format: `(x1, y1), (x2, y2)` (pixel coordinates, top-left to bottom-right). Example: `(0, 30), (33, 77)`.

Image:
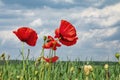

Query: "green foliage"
(0, 60), (120, 80)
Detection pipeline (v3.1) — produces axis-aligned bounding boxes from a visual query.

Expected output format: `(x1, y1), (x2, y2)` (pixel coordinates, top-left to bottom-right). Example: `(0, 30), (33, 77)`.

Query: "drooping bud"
(104, 64), (109, 70)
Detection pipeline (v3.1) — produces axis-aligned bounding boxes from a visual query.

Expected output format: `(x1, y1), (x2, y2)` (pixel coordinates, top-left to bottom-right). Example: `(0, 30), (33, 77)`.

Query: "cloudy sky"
(0, 0), (120, 61)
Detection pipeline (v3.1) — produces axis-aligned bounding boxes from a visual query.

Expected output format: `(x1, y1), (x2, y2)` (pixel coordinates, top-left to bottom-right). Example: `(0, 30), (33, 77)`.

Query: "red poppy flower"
(43, 56), (59, 63)
(55, 20), (78, 46)
(43, 36), (61, 50)
(13, 27), (38, 46)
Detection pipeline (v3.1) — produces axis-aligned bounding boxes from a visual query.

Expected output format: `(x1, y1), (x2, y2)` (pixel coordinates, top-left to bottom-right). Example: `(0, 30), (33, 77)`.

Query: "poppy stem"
(21, 42), (25, 70)
(40, 48), (44, 57)
(118, 58), (120, 64)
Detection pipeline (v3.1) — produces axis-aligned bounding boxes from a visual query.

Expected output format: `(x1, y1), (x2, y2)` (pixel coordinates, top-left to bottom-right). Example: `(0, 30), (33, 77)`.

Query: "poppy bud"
(115, 52), (120, 60)
(35, 71), (38, 75)
(104, 64), (109, 70)
(1, 53), (5, 58)
(16, 75), (20, 79)
(43, 36), (47, 41)
(70, 67), (74, 72)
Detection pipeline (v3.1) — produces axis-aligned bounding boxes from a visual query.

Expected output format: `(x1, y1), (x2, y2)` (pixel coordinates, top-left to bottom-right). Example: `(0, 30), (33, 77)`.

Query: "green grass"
(0, 60), (120, 80)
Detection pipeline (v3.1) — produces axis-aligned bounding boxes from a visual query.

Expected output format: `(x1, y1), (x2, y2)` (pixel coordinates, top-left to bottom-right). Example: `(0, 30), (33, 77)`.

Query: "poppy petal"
(43, 56), (59, 63)
(55, 28), (60, 38)
(13, 27), (38, 46)
(60, 20), (77, 37)
(60, 38), (78, 46)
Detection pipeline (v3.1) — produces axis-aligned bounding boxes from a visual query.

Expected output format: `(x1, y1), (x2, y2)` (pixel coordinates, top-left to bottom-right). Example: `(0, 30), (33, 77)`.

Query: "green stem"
(85, 76), (88, 80)
(118, 58), (120, 64)
(21, 42), (25, 71)
(40, 48), (44, 57)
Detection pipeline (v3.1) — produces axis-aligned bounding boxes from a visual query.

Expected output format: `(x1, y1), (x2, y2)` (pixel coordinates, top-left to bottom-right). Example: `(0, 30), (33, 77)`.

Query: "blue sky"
(0, 0), (120, 61)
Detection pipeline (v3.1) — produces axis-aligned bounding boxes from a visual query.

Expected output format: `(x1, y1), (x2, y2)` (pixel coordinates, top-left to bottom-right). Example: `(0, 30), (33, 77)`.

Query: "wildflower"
(43, 56), (59, 63)
(43, 36), (61, 50)
(13, 27), (38, 46)
(55, 20), (78, 46)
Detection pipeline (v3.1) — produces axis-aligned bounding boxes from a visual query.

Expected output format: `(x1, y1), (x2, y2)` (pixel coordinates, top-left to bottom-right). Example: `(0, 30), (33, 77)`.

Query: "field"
(0, 26), (120, 80)
(0, 60), (120, 80)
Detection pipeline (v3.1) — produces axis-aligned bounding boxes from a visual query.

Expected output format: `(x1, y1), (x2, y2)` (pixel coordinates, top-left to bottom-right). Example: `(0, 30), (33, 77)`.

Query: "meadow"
(0, 59), (120, 80)
(0, 20), (120, 80)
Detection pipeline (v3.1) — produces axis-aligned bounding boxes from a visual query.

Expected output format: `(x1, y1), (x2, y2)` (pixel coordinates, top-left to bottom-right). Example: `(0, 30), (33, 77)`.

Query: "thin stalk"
(118, 58), (120, 64)
(21, 42), (26, 71)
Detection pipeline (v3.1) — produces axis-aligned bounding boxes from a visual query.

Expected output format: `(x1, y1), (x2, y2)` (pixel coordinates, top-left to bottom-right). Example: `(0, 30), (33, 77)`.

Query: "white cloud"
(79, 27), (118, 41)
(85, 0), (105, 7)
(23, 11), (35, 17)
(29, 18), (42, 27)
(0, 30), (18, 45)
(95, 40), (120, 49)
(70, 3), (120, 27)
(38, 29), (54, 39)
(52, 0), (75, 4)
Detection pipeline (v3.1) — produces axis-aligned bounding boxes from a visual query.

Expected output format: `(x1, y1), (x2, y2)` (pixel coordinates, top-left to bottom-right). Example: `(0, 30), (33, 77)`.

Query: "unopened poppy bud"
(70, 67), (74, 72)
(35, 61), (39, 66)
(16, 75), (20, 79)
(35, 71), (38, 75)
(8, 55), (10, 60)
(0, 72), (2, 77)
(75, 78), (78, 80)
(1, 53), (5, 58)
(43, 36), (47, 41)
(104, 64), (109, 70)
(45, 62), (50, 67)
(37, 57), (41, 62)
(115, 53), (120, 60)
(20, 76), (23, 80)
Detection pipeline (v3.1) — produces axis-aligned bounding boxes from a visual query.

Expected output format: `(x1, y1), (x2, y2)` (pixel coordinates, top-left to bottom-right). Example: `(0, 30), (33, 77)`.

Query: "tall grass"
(0, 59), (120, 80)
